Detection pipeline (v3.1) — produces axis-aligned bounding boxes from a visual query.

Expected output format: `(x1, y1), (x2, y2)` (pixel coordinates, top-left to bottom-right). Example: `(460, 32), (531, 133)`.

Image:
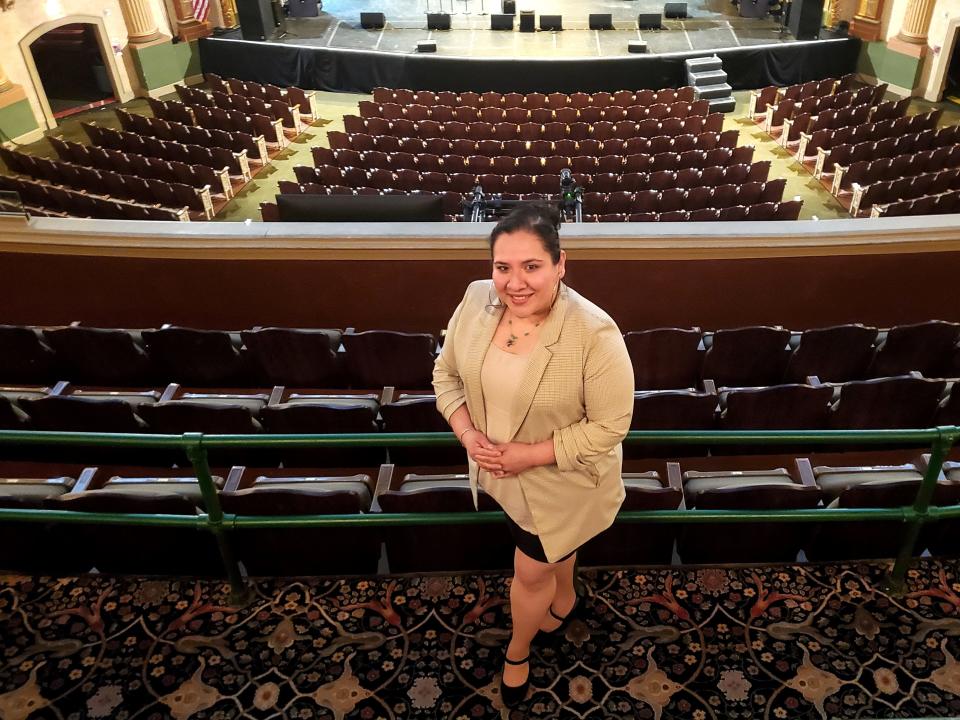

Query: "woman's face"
(491, 229), (566, 319)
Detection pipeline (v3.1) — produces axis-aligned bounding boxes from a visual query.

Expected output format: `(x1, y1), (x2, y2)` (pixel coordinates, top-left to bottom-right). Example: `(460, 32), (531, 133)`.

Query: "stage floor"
(251, 0), (790, 57)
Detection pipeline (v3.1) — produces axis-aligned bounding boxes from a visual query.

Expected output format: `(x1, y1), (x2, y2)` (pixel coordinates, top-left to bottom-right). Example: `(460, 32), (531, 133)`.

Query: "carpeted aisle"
(2, 560), (960, 719)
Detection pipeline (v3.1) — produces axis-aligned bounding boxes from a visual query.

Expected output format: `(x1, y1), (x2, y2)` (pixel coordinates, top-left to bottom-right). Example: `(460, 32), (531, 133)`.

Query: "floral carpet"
(2, 560), (960, 719)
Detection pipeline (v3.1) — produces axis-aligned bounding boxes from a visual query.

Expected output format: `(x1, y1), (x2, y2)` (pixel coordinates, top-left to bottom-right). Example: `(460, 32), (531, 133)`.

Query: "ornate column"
(849, 0), (884, 41)
(219, 0), (239, 29)
(174, 0), (213, 41)
(896, 0), (936, 43)
(119, 0), (162, 43)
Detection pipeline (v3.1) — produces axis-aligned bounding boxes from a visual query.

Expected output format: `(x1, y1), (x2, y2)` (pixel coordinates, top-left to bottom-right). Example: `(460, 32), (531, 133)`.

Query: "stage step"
(689, 69), (727, 87)
(697, 82), (733, 100)
(707, 96), (737, 113)
(685, 55), (735, 113)
(685, 55), (722, 73)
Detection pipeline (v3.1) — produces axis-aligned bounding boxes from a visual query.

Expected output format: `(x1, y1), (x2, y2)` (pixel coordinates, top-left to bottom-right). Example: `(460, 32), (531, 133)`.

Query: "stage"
(199, 0), (860, 93)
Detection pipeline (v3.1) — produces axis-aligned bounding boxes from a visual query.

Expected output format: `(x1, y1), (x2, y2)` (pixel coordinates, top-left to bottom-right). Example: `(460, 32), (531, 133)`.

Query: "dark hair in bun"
(489, 202), (562, 264)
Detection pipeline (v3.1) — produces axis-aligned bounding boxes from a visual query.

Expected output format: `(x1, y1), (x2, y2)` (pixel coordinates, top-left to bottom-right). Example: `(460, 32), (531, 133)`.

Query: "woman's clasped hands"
(463, 430), (537, 478)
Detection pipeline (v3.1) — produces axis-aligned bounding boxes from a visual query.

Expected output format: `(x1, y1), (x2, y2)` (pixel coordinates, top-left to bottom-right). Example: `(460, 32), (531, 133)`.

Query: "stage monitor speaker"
(427, 12), (451, 29)
(589, 13), (613, 29)
(361, 12), (386, 28)
(519, 10), (535, 31)
(787, 0), (823, 38)
(237, 0), (275, 40)
(288, 0), (319, 17)
(416, 40), (437, 52)
(540, 14), (563, 29)
(502, 0), (516, 13)
(663, 2), (687, 17)
(628, 40), (647, 52)
(491, 13), (514, 29)
(638, 12), (662, 28)
(277, 194), (445, 222)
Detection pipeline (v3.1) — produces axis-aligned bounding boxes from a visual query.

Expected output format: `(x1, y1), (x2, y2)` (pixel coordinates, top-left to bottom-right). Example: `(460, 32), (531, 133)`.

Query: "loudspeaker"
(416, 40), (437, 52)
(540, 14), (563, 30)
(589, 13), (613, 29)
(427, 12), (451, 29)
(628, 40), (647, 52)
(519, 9), (535, 31)
(287, 0), (319, 17)
(491, 13), (514, 29)
(637, 12), (662, 28)
(237, 0), (275, 40)
(787, 0), (823, 39)
(360, 12), (385, 28)
(663, 2), (687, 17)
(502, 0), (516, 13)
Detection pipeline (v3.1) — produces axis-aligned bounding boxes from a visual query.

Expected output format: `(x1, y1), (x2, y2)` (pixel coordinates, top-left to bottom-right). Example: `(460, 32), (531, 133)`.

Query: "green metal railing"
(0, 426), (957, 603)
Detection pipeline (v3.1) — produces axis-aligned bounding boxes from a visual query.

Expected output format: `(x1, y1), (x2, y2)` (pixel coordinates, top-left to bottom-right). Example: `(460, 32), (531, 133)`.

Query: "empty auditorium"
(2, 0), (960, 715)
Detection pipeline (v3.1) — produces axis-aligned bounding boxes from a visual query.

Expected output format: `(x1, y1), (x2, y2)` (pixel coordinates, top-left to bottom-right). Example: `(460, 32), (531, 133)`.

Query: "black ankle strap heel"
(500, 653), (530, 708)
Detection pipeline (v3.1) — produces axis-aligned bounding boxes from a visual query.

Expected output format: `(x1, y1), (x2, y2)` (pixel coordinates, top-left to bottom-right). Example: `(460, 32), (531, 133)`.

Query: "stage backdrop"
(198, 36), (860, 94)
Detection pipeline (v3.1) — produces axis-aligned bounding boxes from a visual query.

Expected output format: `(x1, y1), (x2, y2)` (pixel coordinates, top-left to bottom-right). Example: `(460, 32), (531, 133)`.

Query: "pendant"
(506, 334), (517, 348)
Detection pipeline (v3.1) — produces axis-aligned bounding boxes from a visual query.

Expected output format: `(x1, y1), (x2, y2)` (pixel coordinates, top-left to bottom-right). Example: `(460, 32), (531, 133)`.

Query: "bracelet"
(458, 427), (475, 445)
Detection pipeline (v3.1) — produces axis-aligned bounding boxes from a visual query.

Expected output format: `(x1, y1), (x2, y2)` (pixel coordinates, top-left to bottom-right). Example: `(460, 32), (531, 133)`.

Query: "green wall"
(0, 96), (40, 144)
(857, 40), (923, 90)
(131, 39), (202, 91)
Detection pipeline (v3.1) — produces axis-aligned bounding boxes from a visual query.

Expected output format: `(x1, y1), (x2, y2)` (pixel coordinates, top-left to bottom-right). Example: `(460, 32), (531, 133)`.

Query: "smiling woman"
(432, 202), (635, 710)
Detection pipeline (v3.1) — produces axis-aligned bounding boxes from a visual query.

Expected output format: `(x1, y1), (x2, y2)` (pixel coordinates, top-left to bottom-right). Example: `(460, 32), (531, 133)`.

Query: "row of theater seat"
(872, 189), (960, 218)
(357, 99), (711, 124)
(2, 320), (959, 392)
(851, 169), (960, 217)
(2, 454), (957, 575)
(797, 110), (942, 165)
(116, 108), (268, 166)
(148, 97), (287, 149)
(325, 130), (741, 158)
(3, 376), (957, 452)
(1, 150), (213, 220)
(341, 114), (726, 141)
(832, 142), (960, 193)
(772, 88), (893, 140)
(206, 73), (319, 119)
(747, 74), (856, 117)
(0, 174), (189, 222)
(313, 147), (755, 175)
(175, 84), (301, 132)
(371, 86), (698, 108)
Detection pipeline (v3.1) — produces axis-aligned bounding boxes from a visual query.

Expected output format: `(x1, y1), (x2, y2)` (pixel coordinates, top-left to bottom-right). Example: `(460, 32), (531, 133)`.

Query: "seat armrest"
(370, 463), (395, 513)
(224, 466), (246, 492)
(795, 457), (816, 487)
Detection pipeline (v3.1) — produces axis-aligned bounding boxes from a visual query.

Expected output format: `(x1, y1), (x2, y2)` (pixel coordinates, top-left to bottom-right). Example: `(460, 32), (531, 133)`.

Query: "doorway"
(28, 23), (116, 120)
(942, 26), (960, 105)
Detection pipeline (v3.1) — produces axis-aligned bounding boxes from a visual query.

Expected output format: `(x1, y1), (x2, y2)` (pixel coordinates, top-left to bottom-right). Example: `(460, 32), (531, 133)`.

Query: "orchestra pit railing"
(0, 427), (957, 604)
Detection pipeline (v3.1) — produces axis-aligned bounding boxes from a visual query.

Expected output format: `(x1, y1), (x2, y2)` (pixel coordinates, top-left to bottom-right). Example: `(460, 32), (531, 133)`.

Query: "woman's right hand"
(462, 430), (503, 472)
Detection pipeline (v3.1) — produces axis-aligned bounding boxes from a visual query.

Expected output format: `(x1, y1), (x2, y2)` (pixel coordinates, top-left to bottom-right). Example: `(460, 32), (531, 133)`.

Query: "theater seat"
(678, 459), (822, 563)
(47, 469), (226, 575)
(627, 390), (717, 459)
(376, 469), (513, 571)
(142, 326), (253, 386)
(220, 470), (381, 575)
(868, 320), (960, 378)
(578, 468), (682, 566)
(241, 327), (345, 387)
(0, 325), (57, 383)
(379, 394), (465, 467)
(43, 326), (155, 385)
(342, 329), (436, 390)
(623, 327), (702, 390)
(783, 324), (878, 384)
(701, 326), (791, 387)
(0, 471), (82, 573)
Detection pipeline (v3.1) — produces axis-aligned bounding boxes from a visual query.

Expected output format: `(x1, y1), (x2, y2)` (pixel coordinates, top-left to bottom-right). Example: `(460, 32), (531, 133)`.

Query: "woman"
(432, 203), (634, 708)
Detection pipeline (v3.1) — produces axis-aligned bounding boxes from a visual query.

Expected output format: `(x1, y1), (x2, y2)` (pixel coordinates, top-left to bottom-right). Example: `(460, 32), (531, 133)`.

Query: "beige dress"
(479, 342), (538, 534)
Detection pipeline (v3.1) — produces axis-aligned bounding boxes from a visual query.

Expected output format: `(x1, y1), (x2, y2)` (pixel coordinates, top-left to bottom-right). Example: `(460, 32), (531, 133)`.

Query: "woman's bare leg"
(538, 551), (577, 633)
(503, 547), (556, 687)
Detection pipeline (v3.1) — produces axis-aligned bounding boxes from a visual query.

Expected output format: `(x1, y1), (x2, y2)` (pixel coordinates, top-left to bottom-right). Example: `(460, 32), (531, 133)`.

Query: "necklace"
(506, 314), (542, 348)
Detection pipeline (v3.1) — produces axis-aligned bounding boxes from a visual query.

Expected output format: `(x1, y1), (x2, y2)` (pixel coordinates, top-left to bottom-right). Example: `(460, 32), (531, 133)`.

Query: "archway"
(19, 16), (129, 130)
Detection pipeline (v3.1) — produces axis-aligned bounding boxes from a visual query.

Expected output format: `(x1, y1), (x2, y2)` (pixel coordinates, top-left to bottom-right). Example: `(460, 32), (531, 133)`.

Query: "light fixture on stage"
(628, 39), (648, 52)
(637, 12), (662, 28)
(663, 2), (688, 17)
(540, 14), (563, 30)
(417, 40), (438, 51)
(588, 13), (613, 29)
(427, 12), (451, 29)
(360, 12), (385, 28)
(491, 13), (515, 29)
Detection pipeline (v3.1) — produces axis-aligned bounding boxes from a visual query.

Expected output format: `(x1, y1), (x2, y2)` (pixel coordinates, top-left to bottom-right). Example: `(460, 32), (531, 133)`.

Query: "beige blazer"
(433, 279), (635, 562)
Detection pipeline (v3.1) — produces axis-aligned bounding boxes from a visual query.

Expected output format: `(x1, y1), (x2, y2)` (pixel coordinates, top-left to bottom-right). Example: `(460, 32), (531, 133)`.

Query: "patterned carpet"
(2, 560), (960, 719)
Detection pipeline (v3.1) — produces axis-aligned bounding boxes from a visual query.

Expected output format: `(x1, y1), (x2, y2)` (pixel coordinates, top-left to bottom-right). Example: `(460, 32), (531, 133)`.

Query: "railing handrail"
(0, 425), (956, 599)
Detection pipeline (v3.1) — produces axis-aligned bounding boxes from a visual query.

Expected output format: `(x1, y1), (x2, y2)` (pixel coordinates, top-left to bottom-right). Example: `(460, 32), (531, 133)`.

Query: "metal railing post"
(183, 432), (252, 605)
(886, 428), (953, 593)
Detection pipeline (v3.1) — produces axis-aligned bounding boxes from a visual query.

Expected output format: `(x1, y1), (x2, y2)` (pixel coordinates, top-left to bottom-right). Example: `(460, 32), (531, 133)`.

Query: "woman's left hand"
(489, 442), (537, 478)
